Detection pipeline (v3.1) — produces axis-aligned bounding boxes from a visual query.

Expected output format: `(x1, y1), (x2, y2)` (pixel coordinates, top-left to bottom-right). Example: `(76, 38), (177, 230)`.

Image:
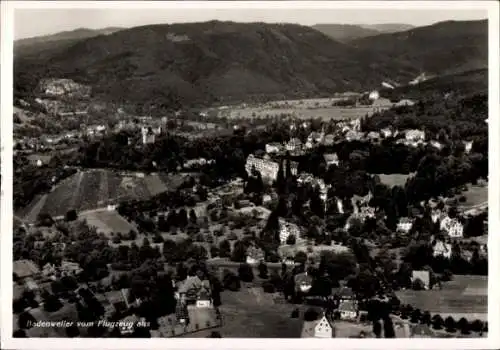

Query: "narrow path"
(68, 171), (84, 210)
(23, 194), (48, 224)
(98, 169), (109, 206)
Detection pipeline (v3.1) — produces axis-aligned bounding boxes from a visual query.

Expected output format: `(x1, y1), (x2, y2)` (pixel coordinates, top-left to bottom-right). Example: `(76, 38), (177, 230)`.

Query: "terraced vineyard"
(20, 169), (190, 221)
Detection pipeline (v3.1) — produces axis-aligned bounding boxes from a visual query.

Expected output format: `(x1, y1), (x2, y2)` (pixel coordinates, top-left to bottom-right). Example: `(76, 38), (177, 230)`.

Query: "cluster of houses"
(394, 129), (475, 153)
(300, 284), (360, 338)
(13, 259), (83, 299)
(33, 97), (89, 118)
(264, 119), (361, 156)
(38, 78), (91, 98)
(115, 117), (168, 146)
(14, 131), (81, 153)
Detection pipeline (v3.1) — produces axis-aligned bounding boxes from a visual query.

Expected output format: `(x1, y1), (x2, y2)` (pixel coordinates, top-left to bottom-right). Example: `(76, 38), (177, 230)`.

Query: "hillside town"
(10, 9), (490, 341)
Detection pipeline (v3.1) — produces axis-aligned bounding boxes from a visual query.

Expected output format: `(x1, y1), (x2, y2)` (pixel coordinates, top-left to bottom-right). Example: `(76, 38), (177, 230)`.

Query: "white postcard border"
(1, 1), (499, 349)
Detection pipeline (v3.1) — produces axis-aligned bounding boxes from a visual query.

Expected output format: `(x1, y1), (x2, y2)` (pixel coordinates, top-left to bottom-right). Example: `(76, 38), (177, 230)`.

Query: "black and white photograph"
(1, 0), (499, 347)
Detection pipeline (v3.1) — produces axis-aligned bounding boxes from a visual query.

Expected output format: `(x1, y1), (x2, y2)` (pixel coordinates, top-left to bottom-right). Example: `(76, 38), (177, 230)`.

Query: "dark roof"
(198, 290), (211, 301)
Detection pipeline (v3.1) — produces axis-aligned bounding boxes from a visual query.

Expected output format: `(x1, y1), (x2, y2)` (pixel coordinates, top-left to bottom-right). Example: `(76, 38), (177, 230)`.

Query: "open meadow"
(216, 97), (393, 121)
(395, 275), (488, 321)
(80, 210), (138, 238)
(218, 286), (303, 337)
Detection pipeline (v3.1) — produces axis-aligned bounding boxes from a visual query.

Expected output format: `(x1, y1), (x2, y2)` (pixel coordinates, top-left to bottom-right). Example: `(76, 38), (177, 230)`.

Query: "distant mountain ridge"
(313, 23), (415, 42)
(312, 24), (381, 42)
(14, 20), (488, 109)
(15, 27), (124, 45)
(14, 27), (125, 58)
(360, 23), (415, 33)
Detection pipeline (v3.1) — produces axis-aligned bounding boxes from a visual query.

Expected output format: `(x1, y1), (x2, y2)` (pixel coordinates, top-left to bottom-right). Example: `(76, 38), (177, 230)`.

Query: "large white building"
(433, 240), (452, 259)
(245, 155), (279, 181)
(397, 217), (414, 234)
(405, 129), (426, 142)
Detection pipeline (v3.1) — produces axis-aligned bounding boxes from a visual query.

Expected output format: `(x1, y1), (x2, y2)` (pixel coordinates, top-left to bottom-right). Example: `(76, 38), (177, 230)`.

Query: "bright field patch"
(223, 106), (384, 121)
(143, 174), (168, 196)
(217, 97), (394, 121)
(81, 210), (137, 237)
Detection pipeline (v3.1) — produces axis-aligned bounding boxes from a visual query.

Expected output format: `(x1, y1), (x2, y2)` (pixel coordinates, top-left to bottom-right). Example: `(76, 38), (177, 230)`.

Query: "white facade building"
(278, 218), (301, 244)
(380, 128), (393, 138)
(464, 141), (474, 153)
(324, 153), (339, 167)
(245, 155), (279, 181)
(440, 216), (464, 238)
(313, 315), (334, 338)
(433, 241), (452, 259)
(368, 90), (380, 101)
(286, 138), (303, 152)
(430, 140), (443, 150)
(397, 217), (413, 234)
(405, 129), (426, 142)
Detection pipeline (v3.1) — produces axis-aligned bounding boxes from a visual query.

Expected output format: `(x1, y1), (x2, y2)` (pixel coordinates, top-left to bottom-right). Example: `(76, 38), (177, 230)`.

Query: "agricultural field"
(395, 275), (487, 321)
(218, 287), (303, 337)
(19, 169), (192, 221)
(80, 210), (138, 238)
(278, 242), (350, 260)
(216, 97), (393, 121)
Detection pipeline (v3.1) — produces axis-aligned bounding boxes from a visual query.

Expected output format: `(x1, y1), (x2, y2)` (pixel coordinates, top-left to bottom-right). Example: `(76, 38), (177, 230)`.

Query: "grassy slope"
(351, 20), (488, 78)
